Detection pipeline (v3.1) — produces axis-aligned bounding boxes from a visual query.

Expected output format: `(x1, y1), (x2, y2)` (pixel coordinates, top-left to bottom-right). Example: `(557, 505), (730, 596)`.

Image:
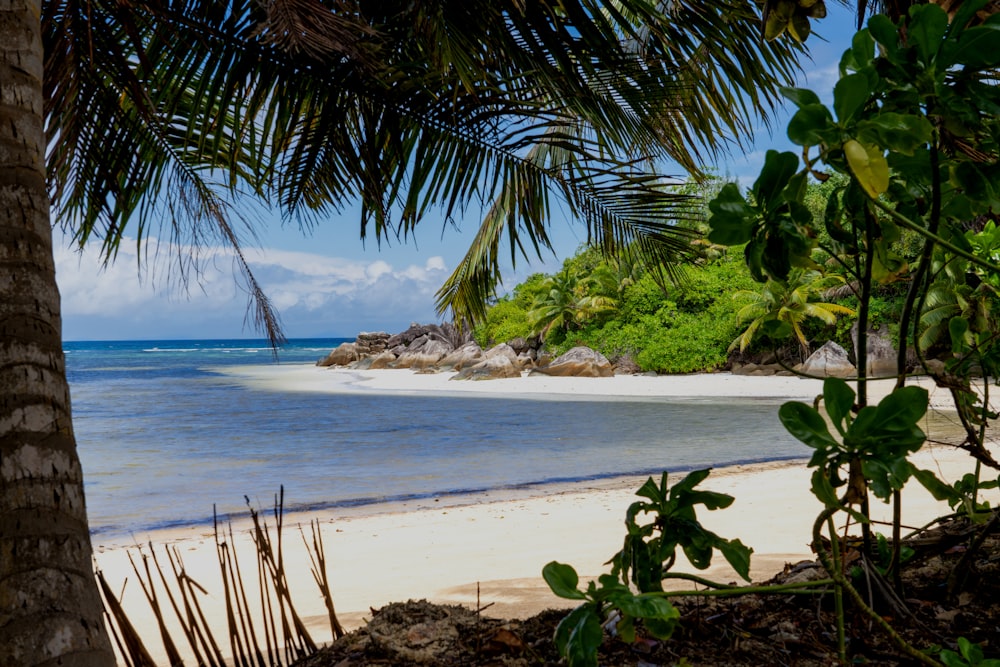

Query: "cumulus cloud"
(54, 233), (450, 340)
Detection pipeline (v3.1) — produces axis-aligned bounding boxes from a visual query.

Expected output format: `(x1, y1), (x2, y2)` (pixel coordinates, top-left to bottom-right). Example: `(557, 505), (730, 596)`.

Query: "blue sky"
(55, 5), (857, 341)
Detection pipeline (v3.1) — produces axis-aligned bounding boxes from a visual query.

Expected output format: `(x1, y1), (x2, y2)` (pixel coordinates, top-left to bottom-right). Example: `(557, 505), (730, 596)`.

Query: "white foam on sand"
(93, 366), (990, 663)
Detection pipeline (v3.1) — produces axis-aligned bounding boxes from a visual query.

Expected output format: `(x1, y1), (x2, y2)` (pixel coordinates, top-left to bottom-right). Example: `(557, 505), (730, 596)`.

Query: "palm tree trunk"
(0, 2), (114, 664)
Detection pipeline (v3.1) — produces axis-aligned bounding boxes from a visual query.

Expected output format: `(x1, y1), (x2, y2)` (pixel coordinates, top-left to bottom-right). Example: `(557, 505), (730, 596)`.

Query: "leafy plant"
(609, 470), (753, 591)
(940, 638), (1000, 667)
(543, 469), (750, 666)
(542, 562), (680, 667)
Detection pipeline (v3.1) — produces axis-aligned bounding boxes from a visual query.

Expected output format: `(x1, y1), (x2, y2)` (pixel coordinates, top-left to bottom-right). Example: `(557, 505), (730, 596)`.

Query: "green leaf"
(858, 113), (933, 155)
(851, 29), (876, 70)
(616, 593), (677, 621)
(954, 25), (1000, 69)
(908, 4), (949, 64)
(670, 469), (712, 498)
(834, 73), (871, 123)
(844, 139), (889, 198)
(869, 386), (929, 435)
(707, 183), (755, 245)
(543, 561), (588, 600)
(554, 605), (602, 667)
(642, 607), (681, 640)
(912, 468), (963, 503)
(788, 104), (834, 146)
(780, 86), (822, 108)
(823, 377), (855, 436)
(752, 151), (799, 208)
(868, 15), (900, 56)
(716, 537), (754, 581)
(779, 401), (840, 451)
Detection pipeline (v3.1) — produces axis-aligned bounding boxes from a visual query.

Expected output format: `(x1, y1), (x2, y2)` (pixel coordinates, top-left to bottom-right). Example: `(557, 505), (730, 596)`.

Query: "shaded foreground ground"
(295, 514), (1000, 666)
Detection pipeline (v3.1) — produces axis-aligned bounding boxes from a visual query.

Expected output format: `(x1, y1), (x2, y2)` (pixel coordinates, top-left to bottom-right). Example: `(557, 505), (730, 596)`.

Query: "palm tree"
(3, 1), (806, 662)
(730, 269), (856, 357)
(528, 268), (617, 341)
(44, 0), (804, 333)
(0, 3), (115, 663)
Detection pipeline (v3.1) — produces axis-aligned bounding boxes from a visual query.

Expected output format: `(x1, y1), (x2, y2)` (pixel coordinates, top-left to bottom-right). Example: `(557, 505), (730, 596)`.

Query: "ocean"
(66, 338), (810, 540)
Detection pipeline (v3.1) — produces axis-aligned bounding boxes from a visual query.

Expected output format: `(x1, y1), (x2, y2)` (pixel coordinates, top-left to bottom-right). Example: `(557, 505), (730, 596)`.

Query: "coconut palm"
(730, 269), (856, 357)
(527, 268), (620, 341)
(0, 3), (115, 663)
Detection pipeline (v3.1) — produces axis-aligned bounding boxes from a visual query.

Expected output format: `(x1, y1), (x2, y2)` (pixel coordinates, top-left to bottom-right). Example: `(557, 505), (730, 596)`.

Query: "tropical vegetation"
(4, 0), (807, 663)
(542, 3), (1000, 665)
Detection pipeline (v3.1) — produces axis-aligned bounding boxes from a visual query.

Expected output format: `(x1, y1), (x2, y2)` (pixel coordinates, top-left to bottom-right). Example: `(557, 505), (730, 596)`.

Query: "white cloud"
(54, 233), (450, 340)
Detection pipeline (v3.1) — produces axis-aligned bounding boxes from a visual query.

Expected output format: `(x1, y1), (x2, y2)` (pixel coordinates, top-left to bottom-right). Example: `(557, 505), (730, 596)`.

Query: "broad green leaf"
(568, 611), (604, 665)
(779, 401), (839, 450)
(780, 86), (822, 108)
(867, 15), (899, 56)
(642, 607), (681, 640)
(707, 183), (755, 245)
(788, 104), (834, 146)
(543, 561), (587, 600)
(669, 468), (712, 498)
(858, 113), (933, 155)
(954, 25), (1000, 69)
(869, 386), (929, 434)
(810, 468), (842, 508)
(834, 73), (871, 123)
(555, 605), (603, 667)
(851, 29), (876, 70)
(716, 537), (754, 581)
(752, 151), (799, 208)
(844, 139), (889, 198)
(616, 593), (677, 621)
(616, 615), (636, 643)
(908, 4), (948, 65)
(634, 475), (665, 503)
(823, 377), (855, 436)
(911, 467), (963, 503)
(679, 489), (735, 511)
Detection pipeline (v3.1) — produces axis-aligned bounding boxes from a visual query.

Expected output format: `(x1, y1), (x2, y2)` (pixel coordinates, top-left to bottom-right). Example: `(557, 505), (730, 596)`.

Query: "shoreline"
(91, 368), (988, 663)
(212, 363), (961, 409)
(93, 445), (993, 665)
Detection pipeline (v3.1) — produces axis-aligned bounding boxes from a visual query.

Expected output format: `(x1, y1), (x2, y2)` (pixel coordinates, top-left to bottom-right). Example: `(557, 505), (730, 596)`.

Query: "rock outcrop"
(530, 346), (614, 378)
(796, 341), (856, 378)
(317, 342), (359, 367)
(319, 326), (617, 380)
(451, 354), (521, 380)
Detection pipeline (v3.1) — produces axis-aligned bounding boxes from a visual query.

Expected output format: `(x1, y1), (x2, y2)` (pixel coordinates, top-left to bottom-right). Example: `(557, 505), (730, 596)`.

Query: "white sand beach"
(92, 368), (995, 664)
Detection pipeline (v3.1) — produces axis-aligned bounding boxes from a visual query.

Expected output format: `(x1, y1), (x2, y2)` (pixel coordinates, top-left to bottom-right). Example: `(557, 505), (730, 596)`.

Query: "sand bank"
(216, 364), (961, 409)
(93, 368), (991, 663)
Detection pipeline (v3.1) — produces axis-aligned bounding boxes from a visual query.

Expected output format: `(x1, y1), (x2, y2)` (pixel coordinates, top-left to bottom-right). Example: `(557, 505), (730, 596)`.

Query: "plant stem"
(812, 508), (943, 666)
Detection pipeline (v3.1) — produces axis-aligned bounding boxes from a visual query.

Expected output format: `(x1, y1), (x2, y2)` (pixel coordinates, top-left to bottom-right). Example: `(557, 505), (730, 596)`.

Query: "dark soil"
(295, 515), (1000, 666)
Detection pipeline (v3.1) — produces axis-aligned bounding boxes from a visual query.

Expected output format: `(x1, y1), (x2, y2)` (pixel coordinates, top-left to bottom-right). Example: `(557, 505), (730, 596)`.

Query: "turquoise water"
(66, 339), (807, 539)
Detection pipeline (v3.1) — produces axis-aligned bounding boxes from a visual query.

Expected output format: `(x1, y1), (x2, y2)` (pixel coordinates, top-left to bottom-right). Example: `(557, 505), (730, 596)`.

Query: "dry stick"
(213, 521), (248, 667)
(251, 491), (317, 660)
(256, 541), (279, 667)
(97, 569), (138, 667)
(249, 505), (295, 662)
(127, 549), (186, 666)
(167, 546), (226, 667)
(95, 567), (158, 666)
(301, 518), (346, 639)
(151, 545), (209, 667)
(227, 523), (268, 667)
(272, 488), (313, 658)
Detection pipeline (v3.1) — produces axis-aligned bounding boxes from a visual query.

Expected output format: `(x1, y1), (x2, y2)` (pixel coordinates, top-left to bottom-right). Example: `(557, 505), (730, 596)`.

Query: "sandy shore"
(93, 368), (993, 663)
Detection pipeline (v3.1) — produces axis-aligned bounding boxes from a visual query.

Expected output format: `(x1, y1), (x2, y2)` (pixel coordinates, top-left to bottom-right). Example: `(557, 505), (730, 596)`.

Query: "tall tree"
(0, 1), (114, 663)
(3, 1), (802, 662)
